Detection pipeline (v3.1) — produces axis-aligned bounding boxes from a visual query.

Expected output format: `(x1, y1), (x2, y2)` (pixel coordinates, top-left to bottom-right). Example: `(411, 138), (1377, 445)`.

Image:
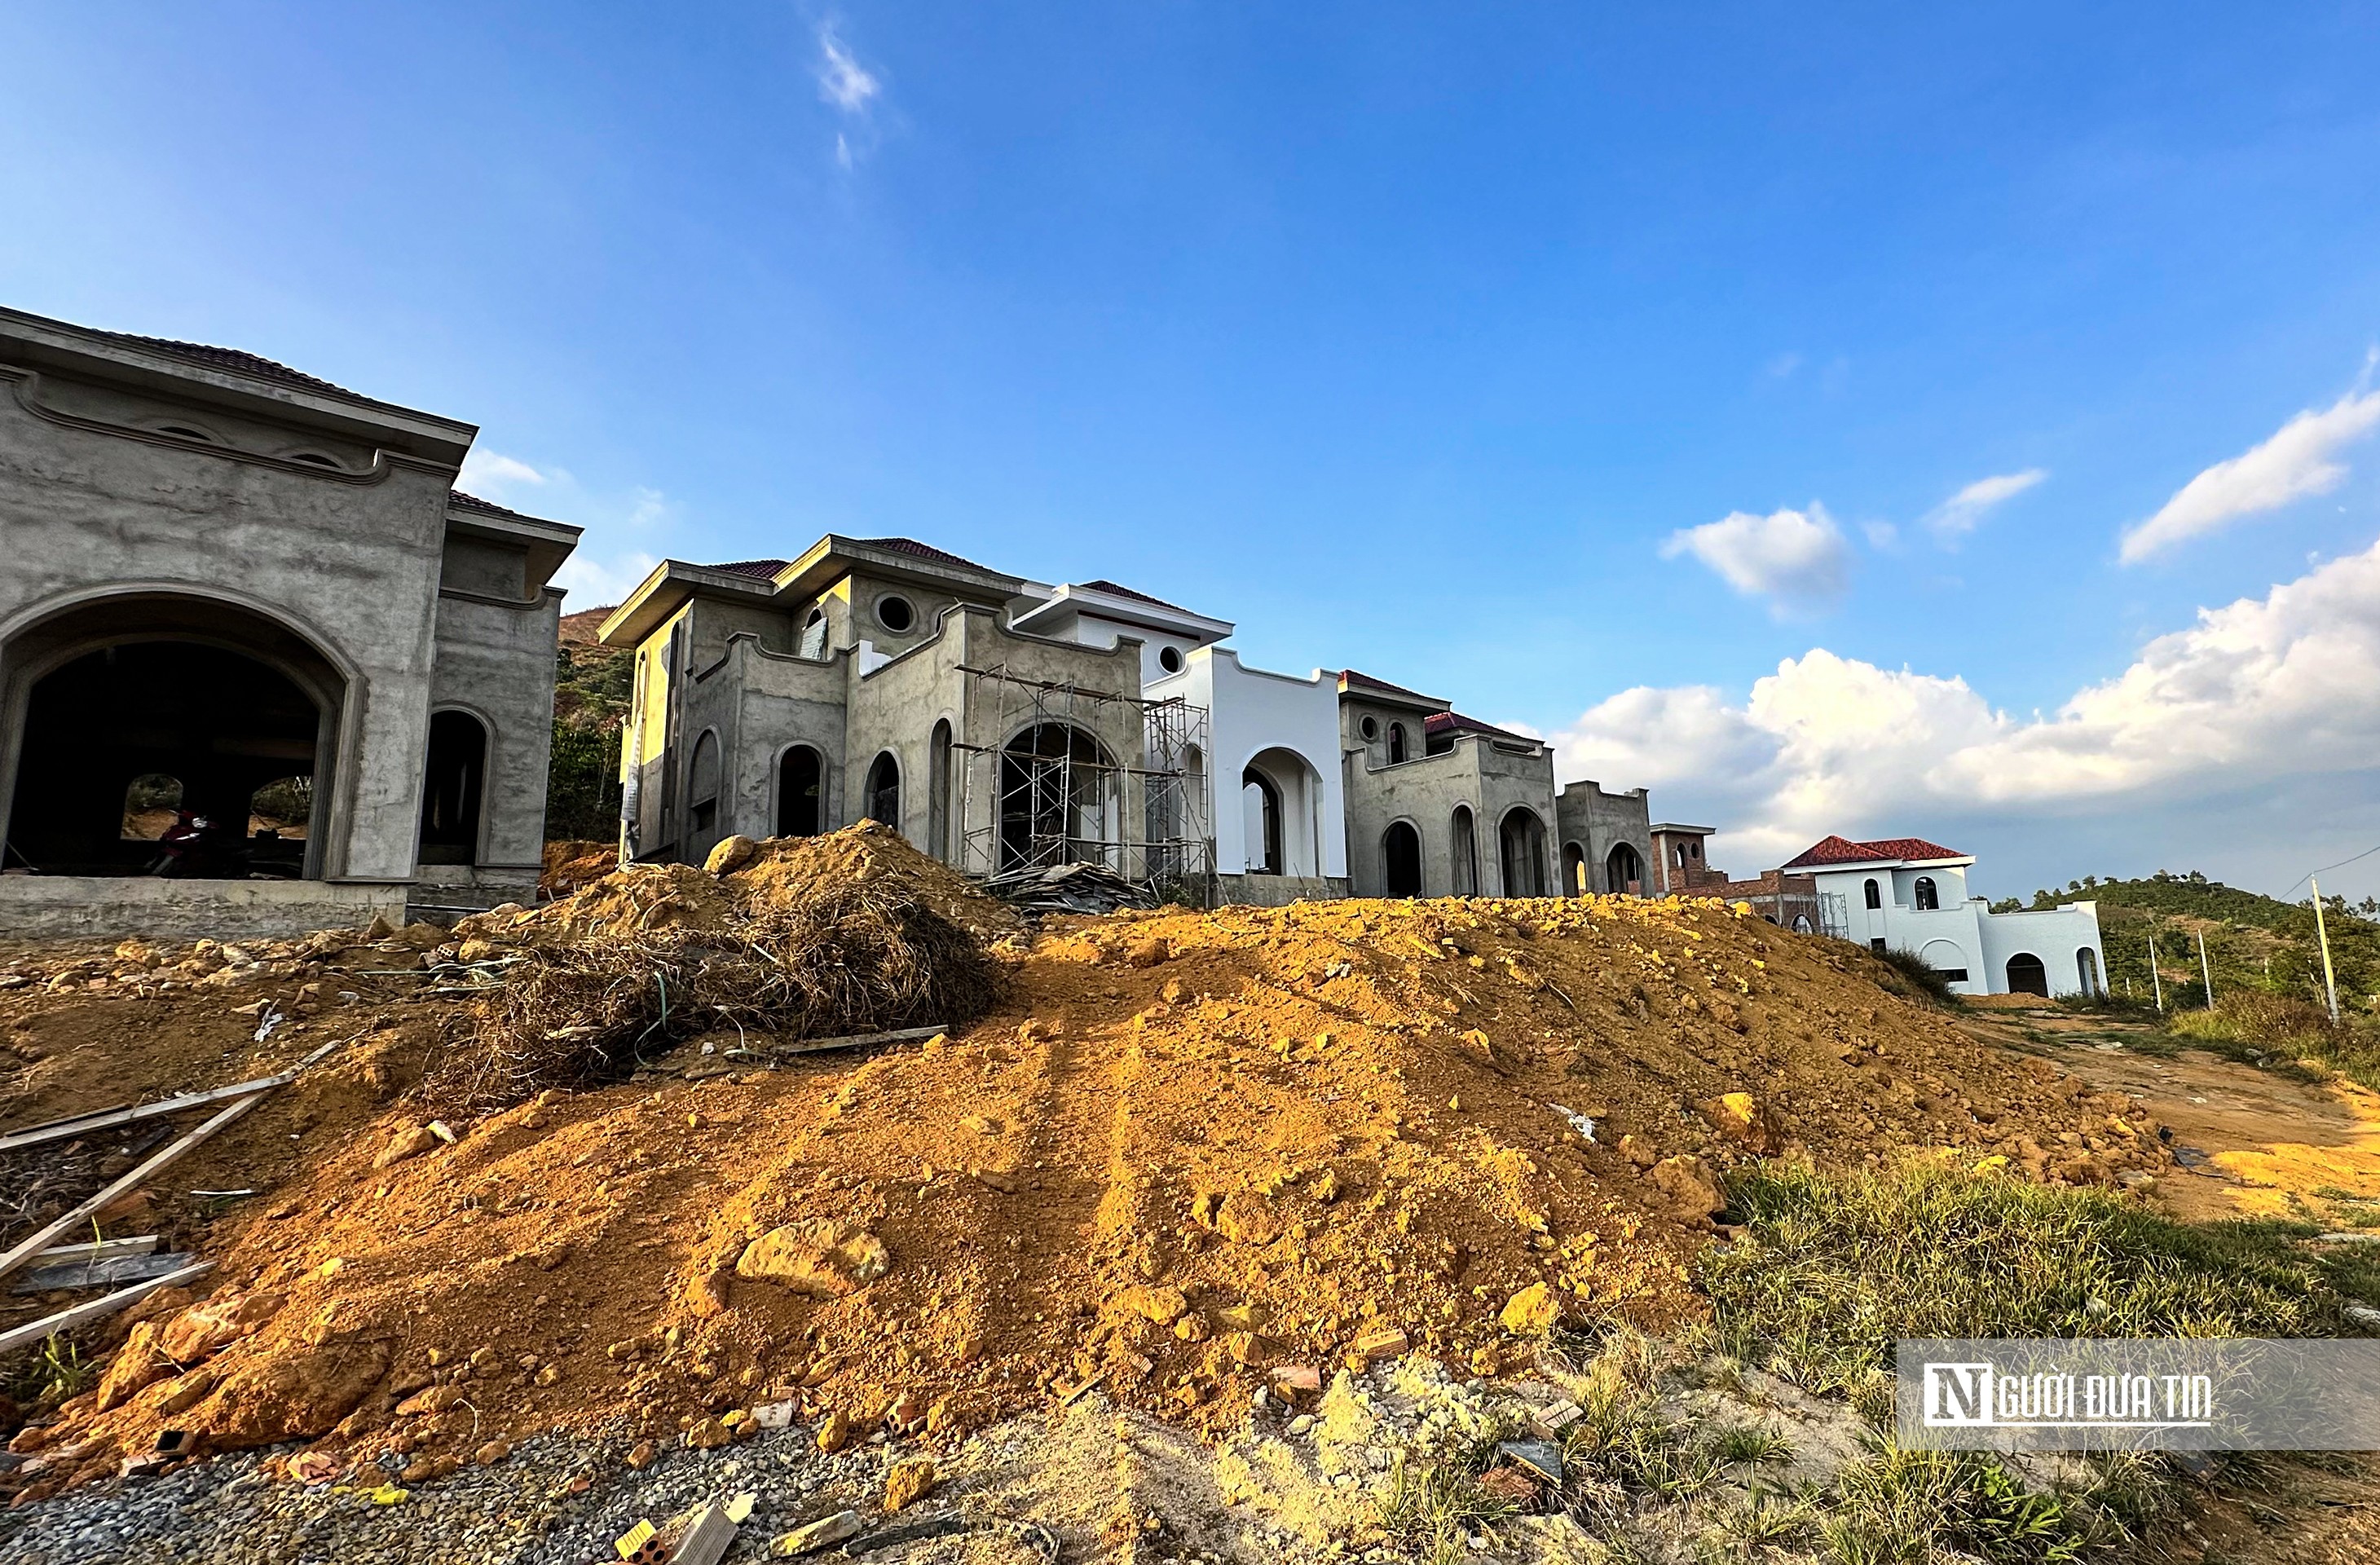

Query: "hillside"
(1999, 871), (2378, 1012)
(545, 606), (631, 840)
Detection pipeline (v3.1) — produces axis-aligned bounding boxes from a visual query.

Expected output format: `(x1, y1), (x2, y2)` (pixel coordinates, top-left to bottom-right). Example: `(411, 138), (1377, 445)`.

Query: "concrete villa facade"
(599, 539), (1659, 906)
(0, 307), (577, 937)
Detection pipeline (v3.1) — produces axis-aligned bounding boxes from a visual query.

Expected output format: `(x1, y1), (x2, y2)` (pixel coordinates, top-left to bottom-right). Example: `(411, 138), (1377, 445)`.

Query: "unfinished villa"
(0, 306), (578, 937)
(599, 540), (1657, 906)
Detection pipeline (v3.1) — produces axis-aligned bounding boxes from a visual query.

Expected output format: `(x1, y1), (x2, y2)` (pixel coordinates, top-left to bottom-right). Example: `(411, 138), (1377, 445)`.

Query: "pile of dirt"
(0, 878), (2180, 1502)
(539, 840), (618, 897)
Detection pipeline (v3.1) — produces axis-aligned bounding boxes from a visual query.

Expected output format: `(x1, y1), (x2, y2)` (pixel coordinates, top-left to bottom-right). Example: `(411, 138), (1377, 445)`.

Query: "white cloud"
(456, 448), (553, 498)
(1660, 503), (1851, 615)
(1923, 468), (2046, 544)
(2122, 390), (2380, 563)
(1554, 536), (2380, 872)
(817, 24), (881, 112)
(553, 549), (661, 611)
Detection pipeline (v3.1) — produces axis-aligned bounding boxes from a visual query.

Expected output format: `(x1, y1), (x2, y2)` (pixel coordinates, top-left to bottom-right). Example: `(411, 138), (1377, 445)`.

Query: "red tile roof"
(449, 490), (530, 519)
(857, 537), (998, 575)
(1340, 669), (1445, 707)
(1078, 578), (1196, 615)
(1783, 834), (1968, 868)
(703, 559), (791, 580)
(89, 328), (355, 397)
(1425, 711), (1537, 746)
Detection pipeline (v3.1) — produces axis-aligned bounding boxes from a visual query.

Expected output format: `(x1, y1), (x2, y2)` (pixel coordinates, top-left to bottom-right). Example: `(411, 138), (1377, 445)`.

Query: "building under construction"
(597, 532), (1659, 909)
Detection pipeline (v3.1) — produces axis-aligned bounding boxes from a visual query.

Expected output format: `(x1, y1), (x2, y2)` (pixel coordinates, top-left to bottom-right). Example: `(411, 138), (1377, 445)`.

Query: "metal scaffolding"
(952, 662), (1212, 897)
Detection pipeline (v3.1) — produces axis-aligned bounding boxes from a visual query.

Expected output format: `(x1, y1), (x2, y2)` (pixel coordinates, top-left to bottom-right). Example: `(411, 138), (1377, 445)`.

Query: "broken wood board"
(0, 1070), (294, 1153)
(31, 1236), (159, 1265)
(763, 1024), (945, 1060)
(671, 1502), (738, 1565)
(0, 1261), (214, 1356)
(0, 1094), (271, 1285)
(14, 1250), (196, 1295)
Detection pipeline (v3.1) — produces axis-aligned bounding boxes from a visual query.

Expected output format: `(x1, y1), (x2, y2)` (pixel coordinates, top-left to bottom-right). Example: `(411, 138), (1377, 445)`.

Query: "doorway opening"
(1382, 820), (1422, 897)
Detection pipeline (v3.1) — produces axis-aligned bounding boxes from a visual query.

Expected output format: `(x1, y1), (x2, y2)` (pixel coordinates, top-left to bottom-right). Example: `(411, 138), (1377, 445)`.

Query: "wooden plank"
(0, 1094), (270, 1285)
(765, 1024), (945, 1059)
(14, 1250), (195, 1295)
(31, 1236), (158, 1266)
(0, 1262), (214, 1357)
(0, 1073), (293, 1153)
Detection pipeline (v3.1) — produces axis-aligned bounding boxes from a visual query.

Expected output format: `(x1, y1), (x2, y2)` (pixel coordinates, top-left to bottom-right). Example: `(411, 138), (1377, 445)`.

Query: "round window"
(1158, 646), (1183, 674)
(875, 595), (916, 633)
(1360, 716), (1379, 741)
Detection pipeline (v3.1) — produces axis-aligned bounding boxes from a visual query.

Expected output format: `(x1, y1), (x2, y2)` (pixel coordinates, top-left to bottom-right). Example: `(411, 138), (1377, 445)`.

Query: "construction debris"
(13, 1250), (196, 1295)
(770, 1510), (863, 1557)
(981, 860), (1161, 915)
(0, 1261), (214, 1356)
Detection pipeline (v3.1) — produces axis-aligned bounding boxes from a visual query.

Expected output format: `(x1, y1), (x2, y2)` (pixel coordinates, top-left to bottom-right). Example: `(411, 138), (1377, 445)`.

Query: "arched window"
(1914, 875), (1938, 910)
(777, 745), (823, 837)
(1382, 821), (1422, 897)
(865, 751), (901, 833)
(1562, 842), (1588, 897)
(1241, 767), (1283, 875)
(928, 720), (954, 862)
(1387, 723), (1408, 764)
(999, 724), (1115, 870)
(419, 710), (488, 866)
(686, 729), (721, 840)
(2005, 952), (2048, 997)
(2076, 947), (2101, 998)
(1498, 807), (1547, 897)
(121, 774), (183, 840)
(1605, 841), (1642, 895)
(1863, 877), (1882, 910)
(798, 608), (828, 659)
(1450, 805), (1478, 896)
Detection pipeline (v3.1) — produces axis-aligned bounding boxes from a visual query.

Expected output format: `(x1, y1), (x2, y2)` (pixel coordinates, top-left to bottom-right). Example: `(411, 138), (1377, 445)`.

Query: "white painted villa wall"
(1146, 647), (1346, 879)
(1812, 859), (2105, 998)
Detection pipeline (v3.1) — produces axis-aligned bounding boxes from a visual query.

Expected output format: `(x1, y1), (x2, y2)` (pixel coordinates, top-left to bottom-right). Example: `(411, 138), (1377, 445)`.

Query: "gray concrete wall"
(0, 874), (406, 941)
(1555, 780), (1655, 895)
(429, 584), (566, 875)
(0, 350), (463, 887)
(1339, 734), (1559, 897)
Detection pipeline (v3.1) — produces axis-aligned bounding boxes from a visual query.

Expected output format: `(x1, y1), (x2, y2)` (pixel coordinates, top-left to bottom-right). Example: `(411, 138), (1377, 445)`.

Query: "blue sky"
(7, 3), (2380, 902)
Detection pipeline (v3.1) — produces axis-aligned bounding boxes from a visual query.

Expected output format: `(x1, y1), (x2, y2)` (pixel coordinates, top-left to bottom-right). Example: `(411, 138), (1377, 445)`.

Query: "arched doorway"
(865, 751), (901, 833)
(1241, 769), (1282, 874)
(1605, 841), (1642, 895)
(777, 745), (823, 836)
(2005, 952), (2048, 997)
(1562, 841), (1588, 896)
(999, 723), (1115, 871)
(1382, 820), (1422, 897)
(1240, 747), (1322, 878)
(683, 729), (722, 853)
(3, 595), (342, 878)
(2075, 947), (2100, 998)
(1498, 807), (1547, 897)
(418, 711), (488, 866)
(1450, 805), (1478, 896)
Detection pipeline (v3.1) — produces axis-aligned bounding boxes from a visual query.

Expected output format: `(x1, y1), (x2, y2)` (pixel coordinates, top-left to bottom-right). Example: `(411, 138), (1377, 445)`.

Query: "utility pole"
(2148, 933), (2165, 1012)
(2197, 929), (2215, 1011)
(2312, 876), (2343, 1025)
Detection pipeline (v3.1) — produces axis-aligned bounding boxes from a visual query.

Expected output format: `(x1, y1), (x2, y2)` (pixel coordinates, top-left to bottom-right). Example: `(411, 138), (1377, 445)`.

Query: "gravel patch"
(0, 1422), (932, 1565)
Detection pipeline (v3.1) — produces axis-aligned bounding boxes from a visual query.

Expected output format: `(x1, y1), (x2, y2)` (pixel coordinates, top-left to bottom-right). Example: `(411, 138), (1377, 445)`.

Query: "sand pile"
(1, 880), (2178, 1501)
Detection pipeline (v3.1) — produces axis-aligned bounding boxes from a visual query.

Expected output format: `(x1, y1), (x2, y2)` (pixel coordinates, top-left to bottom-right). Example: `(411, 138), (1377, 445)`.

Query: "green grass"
(1376, 1454), (1518, 1565)
(1818, 1443), (2175, 1565)
(8, 1334), (95, 1408)
(1699, 1162), (2344, 1400)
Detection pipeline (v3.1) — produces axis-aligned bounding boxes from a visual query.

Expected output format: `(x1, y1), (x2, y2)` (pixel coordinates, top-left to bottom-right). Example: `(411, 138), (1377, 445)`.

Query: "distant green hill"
(1994, 871), (2378, 1014)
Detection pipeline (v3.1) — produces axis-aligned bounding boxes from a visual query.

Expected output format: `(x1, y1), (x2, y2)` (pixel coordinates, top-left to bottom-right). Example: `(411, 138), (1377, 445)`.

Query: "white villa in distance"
(1783, 835), (2106, 999)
